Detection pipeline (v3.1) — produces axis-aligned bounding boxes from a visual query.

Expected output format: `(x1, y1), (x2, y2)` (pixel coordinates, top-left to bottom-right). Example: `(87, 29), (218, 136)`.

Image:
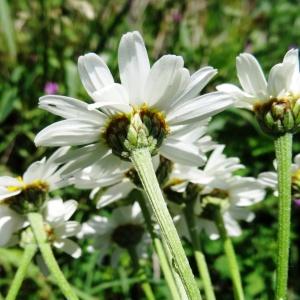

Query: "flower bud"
(254, 98), (300, 136)
(103, 106), (169, 159)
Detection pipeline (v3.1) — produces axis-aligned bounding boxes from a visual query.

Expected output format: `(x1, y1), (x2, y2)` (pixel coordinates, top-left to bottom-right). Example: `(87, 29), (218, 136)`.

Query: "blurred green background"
(0, 0), (300, 299)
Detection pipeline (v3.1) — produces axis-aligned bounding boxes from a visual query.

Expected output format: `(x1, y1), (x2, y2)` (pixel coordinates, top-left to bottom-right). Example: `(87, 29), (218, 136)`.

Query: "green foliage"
(0, 0), (300, 299)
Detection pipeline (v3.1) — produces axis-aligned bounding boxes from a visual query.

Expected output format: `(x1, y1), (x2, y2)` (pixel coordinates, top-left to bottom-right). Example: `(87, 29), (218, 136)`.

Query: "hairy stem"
(28, 212), (79, 300)
(6, 244), (37, 300)
(274, 133), (293, 300)
(130, 148), (201, 300)
(138, 194), (181, 300)
(216, 210), (244, 300)
(184, 203), (216, 300)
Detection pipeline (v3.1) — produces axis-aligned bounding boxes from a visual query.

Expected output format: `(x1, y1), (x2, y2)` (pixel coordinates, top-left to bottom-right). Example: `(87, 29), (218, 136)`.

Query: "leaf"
(0, 0), (17, 61)
(0, 87), (18, 123)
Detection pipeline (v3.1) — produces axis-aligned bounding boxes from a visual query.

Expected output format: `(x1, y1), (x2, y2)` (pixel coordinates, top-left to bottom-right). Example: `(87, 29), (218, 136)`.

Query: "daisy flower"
(80, 202), (148, 266)
(35, 31), (233, 169)
(217, 49), (300, 135)
(195, 175), (266, 240)
(70, 122), (215, 209)
(0, 147), (71, 214)
(162, 145), (265, 240)
(41, 197), (82, 258)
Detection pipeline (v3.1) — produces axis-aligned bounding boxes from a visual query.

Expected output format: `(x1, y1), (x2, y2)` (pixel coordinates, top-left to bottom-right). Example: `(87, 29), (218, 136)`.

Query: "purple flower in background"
(44, 82), (59, 94)
(294, 199), (300, 207)
(172, 11), (182, 23)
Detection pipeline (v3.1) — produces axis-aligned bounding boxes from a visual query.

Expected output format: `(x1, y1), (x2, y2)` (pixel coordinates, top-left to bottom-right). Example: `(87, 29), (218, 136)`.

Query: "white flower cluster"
(0, 149), (81, 258)
(4, 31), (298, 267)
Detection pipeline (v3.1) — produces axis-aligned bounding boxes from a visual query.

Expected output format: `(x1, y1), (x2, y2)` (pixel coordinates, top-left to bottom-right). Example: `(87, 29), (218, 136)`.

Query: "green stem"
(216, 210), (244, 300)
(274, 133), (292, 300)
(161, 238), (189, 300)
(184, 204), (216, 300)
(137, 194), (181, 300)
(27, 212), (79, 300)
(6, 244), (37, 300)
(130, 148), (201, 300)
(127, 247), (156, 300)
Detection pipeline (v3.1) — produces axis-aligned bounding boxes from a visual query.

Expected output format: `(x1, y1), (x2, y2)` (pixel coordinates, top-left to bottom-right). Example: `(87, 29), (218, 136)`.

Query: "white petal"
(258, 172), (277, 190)
(43, 198), (65, 225)
(0, 176), (22, 187)
(78, 53), (114, 97)
(89, 83), (131, 113)
(268, 62), (295, 97)
(0, 188), (21, 202)
(54, 238), (82, 258)
(174, 66), (217, 105)
(216, 83), (255, 109)
(167, 92), (233, 125)
(223, 214), (242, 237)
(23, 159), (46, 184)
(144, 55), (186, 108)
(35, 119), (101, 147)
(236, 53), (267, 97)
(160, 139), (206, 166)
(201, 219), (219, 240)
(96, 180), (135, 209)
(63, 200), (78, 221)
(39, 95), (106, 123)
(0, 206), (25, 246)
(118, 31), (150, 105)
(54, 221), (81, 238)
(131, 202), (142, 220)
(227, 207), (255, 222)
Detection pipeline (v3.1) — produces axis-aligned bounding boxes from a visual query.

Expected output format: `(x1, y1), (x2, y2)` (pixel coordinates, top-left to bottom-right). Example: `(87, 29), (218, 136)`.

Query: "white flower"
(67, 122), (215, 208)
(0, 205), (26, 247)
(42, 197), (82, 258)
(80, 202), (148, 266)
(35, 31), (232, 169)
(0, 147), (70, 203)
(217, 49), (300, 110)
(169, 145), (244, 193)
(196, 175), (266, 240)
(163, 146), (265, 240)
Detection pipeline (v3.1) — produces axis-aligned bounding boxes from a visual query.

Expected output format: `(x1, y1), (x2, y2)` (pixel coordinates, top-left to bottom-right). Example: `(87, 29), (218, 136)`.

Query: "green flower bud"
(103, 106), (169, 159)
(254, 97), (300, 136)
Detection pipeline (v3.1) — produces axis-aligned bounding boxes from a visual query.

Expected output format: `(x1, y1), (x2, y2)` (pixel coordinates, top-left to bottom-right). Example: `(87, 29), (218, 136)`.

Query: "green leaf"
(0, 88), (18, 123)
(0, 0), (17, 61)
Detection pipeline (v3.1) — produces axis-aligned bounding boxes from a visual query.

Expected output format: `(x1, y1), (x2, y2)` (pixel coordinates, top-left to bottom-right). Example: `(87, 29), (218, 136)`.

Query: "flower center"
(102, 105), (169, 159)
(111, 223), (144, 248)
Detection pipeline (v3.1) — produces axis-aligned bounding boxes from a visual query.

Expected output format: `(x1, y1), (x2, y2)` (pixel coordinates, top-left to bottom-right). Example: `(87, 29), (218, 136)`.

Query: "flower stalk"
(184, 202), (216, 300)
(6, 244), (37, 300)
(28, 212), (79, 300)
(274, 133), (293, 300)
(137, 194), (181, 300)
(130, 148), (202, 300)
(215, 210), (244, 300)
